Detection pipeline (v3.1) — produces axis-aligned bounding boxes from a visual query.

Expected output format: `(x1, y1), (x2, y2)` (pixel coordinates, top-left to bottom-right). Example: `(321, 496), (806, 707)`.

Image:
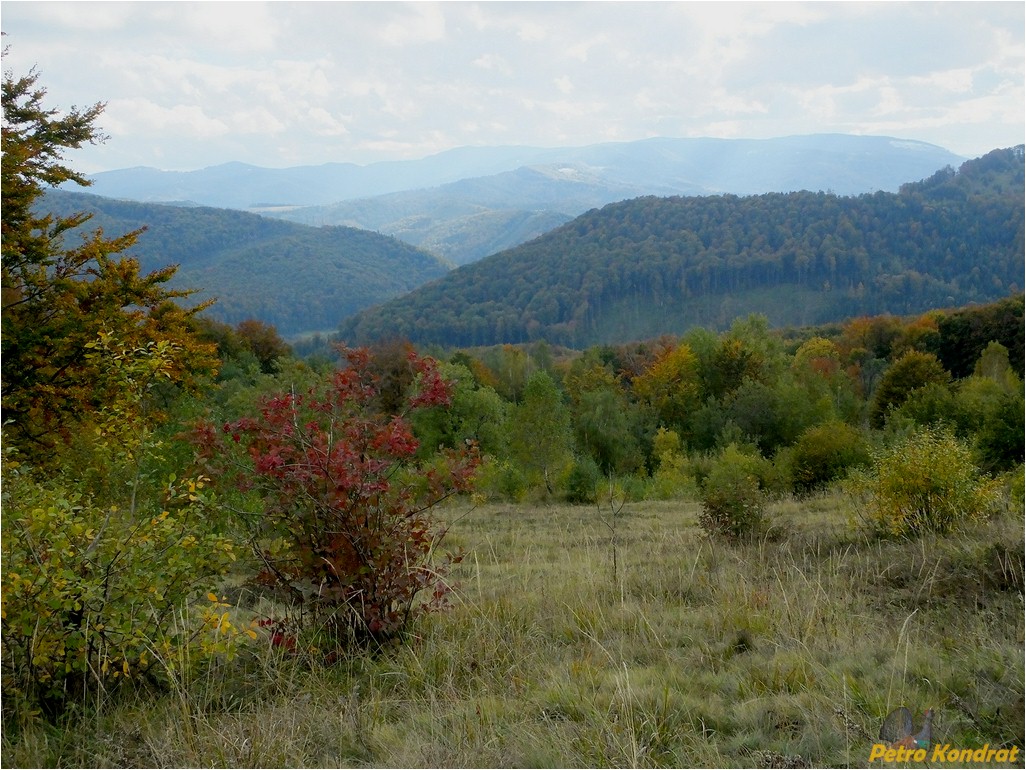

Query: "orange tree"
(191, 347), (479, 646)
(1, 63), (216, 461)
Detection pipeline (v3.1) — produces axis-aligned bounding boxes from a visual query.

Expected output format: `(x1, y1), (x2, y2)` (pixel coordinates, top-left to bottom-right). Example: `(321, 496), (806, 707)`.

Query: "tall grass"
(4, 492), (1023, 768)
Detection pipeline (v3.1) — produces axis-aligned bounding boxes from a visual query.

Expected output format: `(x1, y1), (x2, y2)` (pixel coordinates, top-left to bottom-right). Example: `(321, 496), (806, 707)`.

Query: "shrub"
(790, 421), (871, 496)
(1, 334), (240, 718)
(698, 444), (768, 541)
(850, 427), (1001, 537)
(474, 456), (528, 502)
(0, 455), (238, 718)
(565, 456), (602, 504)
(195, 347), (479, 645)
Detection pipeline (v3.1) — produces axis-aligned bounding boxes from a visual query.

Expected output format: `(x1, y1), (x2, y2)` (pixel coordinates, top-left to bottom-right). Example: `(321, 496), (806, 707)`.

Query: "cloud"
(1, 1), (1020, 169)
(378, 2), (446, 46)
(103, 98), (229, 139)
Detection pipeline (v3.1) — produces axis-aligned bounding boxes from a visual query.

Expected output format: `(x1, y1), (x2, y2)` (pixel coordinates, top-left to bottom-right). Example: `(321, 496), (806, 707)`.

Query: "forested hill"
(38, 191), (451, 335)
(339, 147), (1025, 348)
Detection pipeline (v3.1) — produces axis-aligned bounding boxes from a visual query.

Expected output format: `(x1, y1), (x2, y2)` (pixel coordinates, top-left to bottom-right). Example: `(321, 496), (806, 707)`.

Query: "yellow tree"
(632, 343), (701, 428)
(1, 64), (216, 460)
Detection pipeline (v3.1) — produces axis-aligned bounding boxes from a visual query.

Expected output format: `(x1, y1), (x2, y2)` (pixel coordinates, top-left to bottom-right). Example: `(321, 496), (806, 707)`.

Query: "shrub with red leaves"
(193, 347), (478, 645)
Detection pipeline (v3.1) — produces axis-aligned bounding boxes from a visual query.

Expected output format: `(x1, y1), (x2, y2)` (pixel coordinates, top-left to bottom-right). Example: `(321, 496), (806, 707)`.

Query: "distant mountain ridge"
(338, 147), (1024, 348)
(81, 135), (965, 209)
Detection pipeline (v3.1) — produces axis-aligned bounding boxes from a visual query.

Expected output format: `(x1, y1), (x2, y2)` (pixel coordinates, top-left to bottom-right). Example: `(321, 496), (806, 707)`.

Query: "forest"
(341, 148), (1024, 348)
(37, 189), (451, 335)
(3, 66), (1023, 767)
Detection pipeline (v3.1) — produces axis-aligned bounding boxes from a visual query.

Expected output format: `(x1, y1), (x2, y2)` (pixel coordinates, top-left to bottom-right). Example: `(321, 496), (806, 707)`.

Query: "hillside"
(38, 191), (451, 335)
(339, 147), (1024, 348)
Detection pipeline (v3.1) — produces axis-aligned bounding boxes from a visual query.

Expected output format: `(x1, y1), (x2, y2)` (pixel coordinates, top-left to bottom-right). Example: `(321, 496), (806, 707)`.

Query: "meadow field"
(4, 491), (1022, 769)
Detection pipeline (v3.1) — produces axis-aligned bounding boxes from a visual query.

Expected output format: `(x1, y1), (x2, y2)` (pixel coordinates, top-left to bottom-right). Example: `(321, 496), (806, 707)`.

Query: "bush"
(698, 444), (768, 541)
(565, 456), (602, 504)
(1, 335), (241, 718)
(790, 421), (871, 496)
(648, 428), (698, 500)
(0, 455), (238, 718)
(195, 347), (479, 645)
(474, 456), (528, 502)
(850, 427), (1001, 537)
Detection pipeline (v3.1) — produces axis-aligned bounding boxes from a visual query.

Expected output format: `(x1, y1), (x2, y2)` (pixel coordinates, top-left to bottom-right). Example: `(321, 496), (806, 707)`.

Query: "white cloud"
(1, 1), (1020, 169)
(104, 98), (229, 139)
(378, 2), (446, 46)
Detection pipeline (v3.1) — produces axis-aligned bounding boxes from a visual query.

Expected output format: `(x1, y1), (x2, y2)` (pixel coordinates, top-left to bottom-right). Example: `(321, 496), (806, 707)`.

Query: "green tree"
(509, 371), (573, 493)
(1, 64), (215, 460)
(870, 351), (950, 428)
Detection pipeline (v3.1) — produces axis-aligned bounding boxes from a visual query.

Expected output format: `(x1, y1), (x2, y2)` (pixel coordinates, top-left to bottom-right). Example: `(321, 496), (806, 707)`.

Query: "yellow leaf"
(206, 592), (218, 603)
(245, 629), (258, 640)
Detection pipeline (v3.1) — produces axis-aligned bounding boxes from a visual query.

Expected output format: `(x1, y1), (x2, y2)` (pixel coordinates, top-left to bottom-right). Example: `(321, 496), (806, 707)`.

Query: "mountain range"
(80, 134), (964, 266)
(43, 135), (1021, 347)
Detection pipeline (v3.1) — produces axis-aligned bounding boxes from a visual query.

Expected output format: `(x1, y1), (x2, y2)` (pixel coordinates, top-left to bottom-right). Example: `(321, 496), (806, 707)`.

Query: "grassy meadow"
(3, 491), (1023, 769)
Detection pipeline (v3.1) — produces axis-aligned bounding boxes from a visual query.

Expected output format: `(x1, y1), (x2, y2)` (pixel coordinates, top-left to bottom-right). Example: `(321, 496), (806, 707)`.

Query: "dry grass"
(3, 492), (1023, 768)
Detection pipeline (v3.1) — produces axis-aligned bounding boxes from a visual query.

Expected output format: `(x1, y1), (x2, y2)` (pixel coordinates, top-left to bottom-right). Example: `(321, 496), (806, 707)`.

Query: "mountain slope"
(268, 165), (655, 264)
(338, 147), (1024, 348)
(38, 191), (451, 335)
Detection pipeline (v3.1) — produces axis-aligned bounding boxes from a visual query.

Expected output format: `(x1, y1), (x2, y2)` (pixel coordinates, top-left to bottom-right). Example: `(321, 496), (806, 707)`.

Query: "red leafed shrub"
(194, 347), (478, 645)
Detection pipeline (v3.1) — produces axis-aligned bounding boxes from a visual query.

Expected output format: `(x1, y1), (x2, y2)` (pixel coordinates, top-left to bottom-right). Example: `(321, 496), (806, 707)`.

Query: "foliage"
(234, 319), (291, 373)
(473, 456), (528, 502)
(565, 456), (602, 504)
(850, 428), (1001, 537)
(870, 350), (950, 428)
(2, 67), (217, 462)
(194, 347), (479, 644)
(507, 371), (573, 495)
(698, 444), (768, 541)
(648, 428), (699, 500)
(632, 343), (701, 429)
(0, 334), (238, 716)
(789, 421), (871, 495)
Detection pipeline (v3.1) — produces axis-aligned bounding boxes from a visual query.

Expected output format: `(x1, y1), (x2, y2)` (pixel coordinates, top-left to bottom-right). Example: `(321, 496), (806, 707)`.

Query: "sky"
(2, 1), (1023, 173)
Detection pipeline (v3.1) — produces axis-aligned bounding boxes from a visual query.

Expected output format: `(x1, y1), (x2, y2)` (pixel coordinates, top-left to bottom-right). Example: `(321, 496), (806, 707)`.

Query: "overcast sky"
(2, 1), (1023, 173)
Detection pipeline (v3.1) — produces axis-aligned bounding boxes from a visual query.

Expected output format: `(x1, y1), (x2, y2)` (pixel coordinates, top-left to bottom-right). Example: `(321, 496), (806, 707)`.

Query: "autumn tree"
(235, 318), (291, 373)
(1, 63), (216, 460)
(870, 350), (950, 428)
(632, 343), (701, 429)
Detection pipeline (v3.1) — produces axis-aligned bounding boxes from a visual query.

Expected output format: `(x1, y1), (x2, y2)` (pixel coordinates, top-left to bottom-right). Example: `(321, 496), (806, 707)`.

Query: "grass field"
(4, 491), (1023, 768)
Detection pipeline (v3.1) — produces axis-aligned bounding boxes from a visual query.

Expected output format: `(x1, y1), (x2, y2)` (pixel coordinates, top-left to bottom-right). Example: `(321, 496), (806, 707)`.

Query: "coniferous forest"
(3, 66), (1023, 769)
